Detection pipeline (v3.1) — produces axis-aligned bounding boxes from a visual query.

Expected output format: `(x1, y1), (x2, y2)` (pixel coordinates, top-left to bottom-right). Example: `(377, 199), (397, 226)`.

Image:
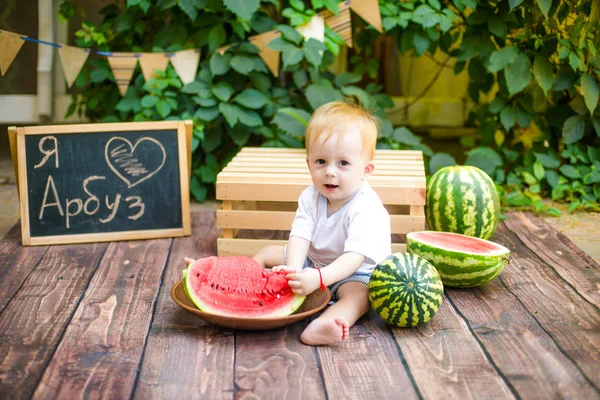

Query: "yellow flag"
(170, 49), (200, 85)
(57, 44), (90, 88)
(0, 30), (26, 76)
(107, 53), (138, 96)
(349, 0), (383, 33)
(249, 30), (281, 77)
(139, 53), (170, 82)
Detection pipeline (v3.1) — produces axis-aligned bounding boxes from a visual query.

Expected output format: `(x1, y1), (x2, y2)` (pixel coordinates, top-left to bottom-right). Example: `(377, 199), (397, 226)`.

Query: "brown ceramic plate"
(170, 280), (331, 330)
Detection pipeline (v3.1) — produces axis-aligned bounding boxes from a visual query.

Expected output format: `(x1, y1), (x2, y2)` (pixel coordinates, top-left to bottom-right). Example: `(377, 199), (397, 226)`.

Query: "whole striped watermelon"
(426, 165), (500, 240)
(368, 253), (444, 327)
(407, 231), (510, 288)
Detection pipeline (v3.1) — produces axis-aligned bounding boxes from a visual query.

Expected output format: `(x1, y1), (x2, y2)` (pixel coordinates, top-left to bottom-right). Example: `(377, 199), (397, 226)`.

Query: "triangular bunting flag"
(0, 30), (26, 76)
(322, 2), (353, 48)
(57, 44), (90, 88)
(349, 0), (383, 33)
(249, 30), (281, 77)
(297, 15), (325, 43)
(139, 52), (170, 82)
(216, 44), (232, 55)
(169, 49), (200, 85)
(107, 52), (138, 96)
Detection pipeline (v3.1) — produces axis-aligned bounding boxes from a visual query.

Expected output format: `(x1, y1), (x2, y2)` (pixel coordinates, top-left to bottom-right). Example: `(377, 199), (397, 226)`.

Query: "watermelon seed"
(215, 284), (219, 289)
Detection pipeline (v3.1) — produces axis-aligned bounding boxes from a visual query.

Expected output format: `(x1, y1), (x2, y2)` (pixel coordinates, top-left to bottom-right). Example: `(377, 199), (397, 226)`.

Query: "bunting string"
(0, 0), (381, 95)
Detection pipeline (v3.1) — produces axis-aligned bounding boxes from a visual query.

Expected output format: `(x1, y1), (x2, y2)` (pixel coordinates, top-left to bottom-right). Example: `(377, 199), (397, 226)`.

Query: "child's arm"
(284, 235), (311, 270)
(285, 251), (365, 296)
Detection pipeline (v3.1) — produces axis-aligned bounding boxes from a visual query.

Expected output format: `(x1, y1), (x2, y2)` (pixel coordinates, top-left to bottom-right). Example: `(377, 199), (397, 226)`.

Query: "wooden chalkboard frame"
(8, 121), (192, 246)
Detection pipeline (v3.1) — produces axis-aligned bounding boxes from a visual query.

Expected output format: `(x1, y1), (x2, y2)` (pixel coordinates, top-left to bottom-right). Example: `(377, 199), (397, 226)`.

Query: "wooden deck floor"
(0, 211), (598, 399)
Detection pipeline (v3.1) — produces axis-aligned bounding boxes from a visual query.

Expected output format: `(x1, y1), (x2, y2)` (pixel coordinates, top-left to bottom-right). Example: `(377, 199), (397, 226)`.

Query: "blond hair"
(305, 101), (380, 160)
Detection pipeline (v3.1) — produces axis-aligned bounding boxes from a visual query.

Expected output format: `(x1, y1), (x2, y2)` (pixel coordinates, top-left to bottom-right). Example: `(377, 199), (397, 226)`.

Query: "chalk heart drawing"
(105, 136), (166, 188)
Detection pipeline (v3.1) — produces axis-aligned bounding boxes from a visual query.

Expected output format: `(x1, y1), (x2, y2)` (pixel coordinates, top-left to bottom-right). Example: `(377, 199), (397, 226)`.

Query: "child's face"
(306, 126), (374, 210)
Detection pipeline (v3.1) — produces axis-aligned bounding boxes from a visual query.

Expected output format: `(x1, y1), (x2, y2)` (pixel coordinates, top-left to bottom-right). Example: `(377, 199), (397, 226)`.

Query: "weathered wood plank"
(134, 212), (237, 400)
(235, 322), (325, 399)
(446, 280), (597, 399)
(0, 223), (48, 314)
(0, 242), (108, 398)
(390, 298), (516, 399)
(317, 316), (419, 400)
(492, 221), (600, 392)
(504, 212), (600, 307)
(32, 238), (172, 399)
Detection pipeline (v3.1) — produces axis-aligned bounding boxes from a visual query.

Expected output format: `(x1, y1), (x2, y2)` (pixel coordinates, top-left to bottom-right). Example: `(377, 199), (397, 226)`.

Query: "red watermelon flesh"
(183, 256), (306, 317)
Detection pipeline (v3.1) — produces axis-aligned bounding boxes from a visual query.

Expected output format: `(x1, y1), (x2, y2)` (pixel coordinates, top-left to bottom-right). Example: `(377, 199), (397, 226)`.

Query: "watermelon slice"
(406, 231), (510, 288)
(182, 256), (306, 317)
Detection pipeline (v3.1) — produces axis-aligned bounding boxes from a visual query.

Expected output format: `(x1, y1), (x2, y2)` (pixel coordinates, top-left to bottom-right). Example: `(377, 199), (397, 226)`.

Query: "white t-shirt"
(289, 182), (392, 275)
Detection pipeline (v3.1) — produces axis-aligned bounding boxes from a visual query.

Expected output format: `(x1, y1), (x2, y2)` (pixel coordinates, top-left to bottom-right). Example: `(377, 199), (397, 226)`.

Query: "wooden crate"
(215, 147), (426, 256)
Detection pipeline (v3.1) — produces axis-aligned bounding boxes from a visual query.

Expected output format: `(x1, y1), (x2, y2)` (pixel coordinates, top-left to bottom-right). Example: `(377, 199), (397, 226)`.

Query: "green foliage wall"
(60, 0), (600, 213)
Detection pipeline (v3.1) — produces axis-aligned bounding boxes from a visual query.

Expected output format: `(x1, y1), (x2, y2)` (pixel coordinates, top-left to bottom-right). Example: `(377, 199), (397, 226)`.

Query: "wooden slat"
(217, 238), (406, 256)
(217, 172), (426, 183)
(217, 182), (426, 205)
(217, 209), (425, 234)
(133, 212), (236, 399)
(235, 327), (326, 398)
(225, 159), (425, 167)
(0, 223), (48, 314)
(222, 166), (426, 176)
(238, 147), (424, 157)
(316, 318), (419, 399)
(0, 242), (109, 399)
(504, 212), (600, 307)
(491, 221), (600, 390)
(32, 238), (172, 398)
(389, 298), (517, 399)
(445, 278), (598, 398)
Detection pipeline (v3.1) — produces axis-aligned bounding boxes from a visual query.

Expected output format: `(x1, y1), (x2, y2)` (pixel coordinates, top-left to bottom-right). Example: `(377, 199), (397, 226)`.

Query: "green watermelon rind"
(182, 266), (306, 318)
(406, 232), (510, 288)
(426, 165), (500, 240)
(368, 253), (444, 328)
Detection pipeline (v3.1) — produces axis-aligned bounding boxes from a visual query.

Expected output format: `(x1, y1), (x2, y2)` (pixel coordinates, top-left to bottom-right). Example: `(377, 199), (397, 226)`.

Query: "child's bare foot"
(300, 317), (349, 345)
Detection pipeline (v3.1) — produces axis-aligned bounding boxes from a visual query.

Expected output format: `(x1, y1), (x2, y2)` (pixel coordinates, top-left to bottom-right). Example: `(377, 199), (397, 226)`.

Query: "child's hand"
(284, 268), (321, 296)
(271, 265), (297, 273)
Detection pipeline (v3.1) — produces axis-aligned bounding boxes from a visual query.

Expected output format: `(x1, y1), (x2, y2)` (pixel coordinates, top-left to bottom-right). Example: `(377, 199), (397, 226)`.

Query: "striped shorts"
(283, 245), (371, 301)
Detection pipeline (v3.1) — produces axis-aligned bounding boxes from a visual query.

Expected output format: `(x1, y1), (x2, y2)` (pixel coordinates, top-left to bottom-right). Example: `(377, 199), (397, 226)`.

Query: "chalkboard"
(9, 121), (192, 245)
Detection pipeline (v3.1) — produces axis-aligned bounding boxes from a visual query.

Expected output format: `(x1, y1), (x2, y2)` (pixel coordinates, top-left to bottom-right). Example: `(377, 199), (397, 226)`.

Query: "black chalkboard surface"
(9, 121), (192, 245)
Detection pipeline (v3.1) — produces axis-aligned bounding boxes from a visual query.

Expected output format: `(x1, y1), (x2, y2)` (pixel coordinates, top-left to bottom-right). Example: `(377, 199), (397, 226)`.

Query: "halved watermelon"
(406, 231), (510, 288)
(182, 256), (305, 317)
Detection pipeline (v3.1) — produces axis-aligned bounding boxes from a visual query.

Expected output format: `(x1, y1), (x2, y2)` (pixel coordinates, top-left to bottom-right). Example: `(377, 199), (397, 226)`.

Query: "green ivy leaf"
(488, 46), (519, 73)
(500, 107), (515, 131)
(533, 161), (545, 180)
(303, 39), (326, 68)
(429, 152), (456, 173)
(533, 55), (554, 95)
(208, 24), (226, 52)
(282, 46), (304, 68)
(534, 151), (561, 168)
(293, 70), (308, 88)
(195, 106), (220, 121)
(559, 164), (580, 179)
(535, 0), (552, 18)
(227, 124), (252, 147)
(392, 127), (421, 145)
(305, 81), (343, 109)
(562, 115), (585, 144)
(546, 170), (560, 188)
(237, 107), (263, 126)
(505, 53), (532, 96)
(581, 74), (599, 115)
(488, 19), (506, 38)
(223, 0), (259, 21)
(341, 86), (372, 108)
(209, 53), (231, 76)
(489, 97), (506, 113)
(178, 0), (198, 21)
(156, 99), (172, 118)
(233, 89), (268, 109)
(509, 0), (524, 9)
(273, 107), (312, 135)
(277, 25), (303, 45)
(231, 55), (255, 74)
(522, 171), (537, 185)
(141, 95), (158, 108)
(583, 169), (600, 184)
(212, 82), (234, 101)
(218, 102), (240, 127)
(190, 176), (207, 202)
(594, 118), (600, 137)
(412, 29), (430, 56)
(182, 81), (208, 94)
(588, 146), (600, 163)
(465, 147), (503, 177)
